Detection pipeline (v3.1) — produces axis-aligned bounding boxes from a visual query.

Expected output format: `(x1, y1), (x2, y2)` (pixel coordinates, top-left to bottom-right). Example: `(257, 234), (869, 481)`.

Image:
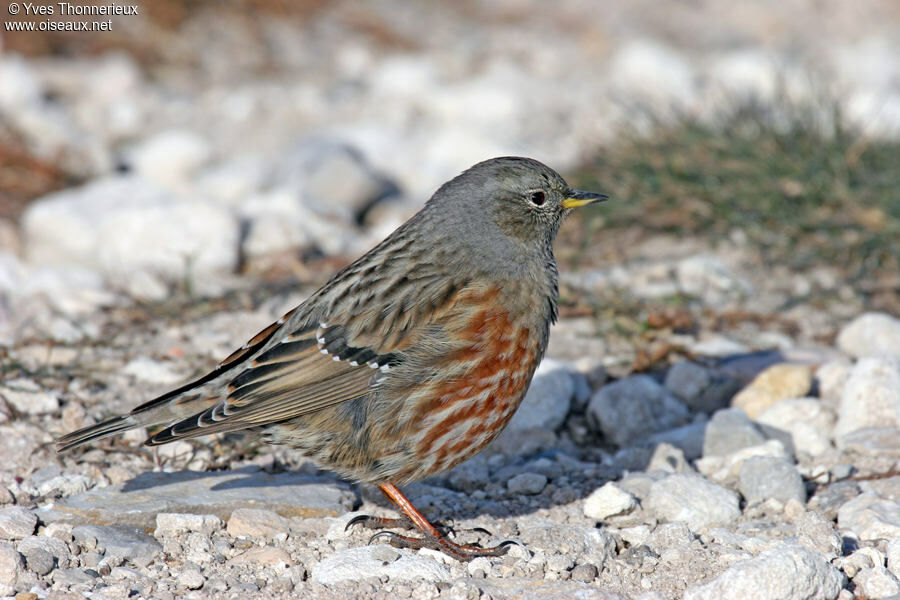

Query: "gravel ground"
(2, 2), (900, 599)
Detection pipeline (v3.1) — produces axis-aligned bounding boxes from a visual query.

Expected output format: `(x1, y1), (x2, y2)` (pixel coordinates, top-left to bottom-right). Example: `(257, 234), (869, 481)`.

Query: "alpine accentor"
(57, 156), (607, 560)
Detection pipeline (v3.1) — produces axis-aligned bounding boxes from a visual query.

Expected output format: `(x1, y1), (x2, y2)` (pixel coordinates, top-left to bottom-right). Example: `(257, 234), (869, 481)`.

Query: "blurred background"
(1, 0), (899, 360)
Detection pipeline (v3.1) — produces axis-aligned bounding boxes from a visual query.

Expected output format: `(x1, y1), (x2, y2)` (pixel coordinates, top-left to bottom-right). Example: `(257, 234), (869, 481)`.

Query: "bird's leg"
(366, 482), (520, 561)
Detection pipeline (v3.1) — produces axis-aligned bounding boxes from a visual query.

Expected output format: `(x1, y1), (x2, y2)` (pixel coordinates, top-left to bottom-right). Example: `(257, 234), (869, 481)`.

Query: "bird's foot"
(346, 514), (462, 536)
(367, 530), (525, 561)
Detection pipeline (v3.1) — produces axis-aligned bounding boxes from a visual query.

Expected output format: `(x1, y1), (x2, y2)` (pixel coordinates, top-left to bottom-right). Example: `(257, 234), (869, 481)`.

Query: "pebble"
(23, 547), (54, 576)
(53, 567), (98, 586)
(506, 473), (548, 495)
(738, 456), (806, 504)
(587, 375), (689, 447)
(675, 254), (751, 306)
(816, 360), (852, 411)
(701, 408), (767, 458)
(0, 507), (37, 541)
(730, 363), (812, 418)
(226, 508), (290, 539)
(838, 493), (900, 542)
(583, 482), (638, 520)
(570, 563), (598, 583)
(310, 546), (451, 585)
(837, 312), (900, 358)
(835, 356), (900, 441)
(71, 525), (162, 567)
(478, 577), (629, 599)
(682, 543), (844, 600)
(18, 536), (69, 571)
(177, 563), (205, 590)
(154, 513), (223, 537)
(125, 129), (212, 187)
(853, 566), (900, 599)
(645, 474), (740, 531)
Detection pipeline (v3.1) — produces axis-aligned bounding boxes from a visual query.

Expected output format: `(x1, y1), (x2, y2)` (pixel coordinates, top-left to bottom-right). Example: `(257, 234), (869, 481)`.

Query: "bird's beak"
(562, 190), (609, 209)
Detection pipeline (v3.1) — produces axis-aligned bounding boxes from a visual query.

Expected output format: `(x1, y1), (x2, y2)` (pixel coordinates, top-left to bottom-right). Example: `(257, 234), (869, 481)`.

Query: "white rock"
(0, 378), (59, 415)
(122, 357), (186, 385)
(887, 537), (900, 578)
(683, 543), (844, 600)
(155, 513), (223, 537)
(584, 482), (638, 520)
(837, 313), (900, 358)
(22, 176), (240, 291)
(708, 50), (779, 103)
(0, 543), (22, 595)
(838, 493), (900, 542)
(311, 545), (451, 585)
(506, 473), (547, 495)
(676, 254), (751, 305)
(608, 40), (698, 112)
(0, 507), (37, 540)
(126, 130), (213, 187)
(646, 474), (740, 531)
(854, 566), (900, 600)
(756, 398), (835, 457)
(836, 356), (900, 441)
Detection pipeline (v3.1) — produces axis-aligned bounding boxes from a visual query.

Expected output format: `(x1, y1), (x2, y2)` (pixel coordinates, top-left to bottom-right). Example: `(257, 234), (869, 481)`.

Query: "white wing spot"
(380, 364), (391, 372)
(276, 317), (285, 325)
(316, 337), (326, 344)
(368, 362), (378, 369)
(349, 361), (359, 367)
(332, 355), (341, 362)
(320, 349), (329, 355)
(280, 336), (291, 344)
(319, 321), (330, 328)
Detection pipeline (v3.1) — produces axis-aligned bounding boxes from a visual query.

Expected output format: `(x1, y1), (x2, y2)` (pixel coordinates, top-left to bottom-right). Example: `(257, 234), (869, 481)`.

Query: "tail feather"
(55, 415), (139, 453)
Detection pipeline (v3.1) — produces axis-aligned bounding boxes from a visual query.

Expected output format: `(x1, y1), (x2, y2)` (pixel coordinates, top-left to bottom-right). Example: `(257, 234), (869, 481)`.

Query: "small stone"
(838, 493), (900, 542)
(546, 555), (574, 573)
(17, 535), (70, 569)
(126, 129), (212, 186)
(587, 375), (689, 446)
(854, 566), (900, 599)
(816, 360), (851, 411)
(702, 408), (766, 458)
(664, 361), (738, 413)
(228, 546), (292, 567)
(682, 543), (843, 600)
(71, 525), (161, 567)
(837, 312), (900, 358)
(53, 567), (98, 586)
(227, 508), (290, 538)
(24, 547), (54, 576)
(583, 482), (638, 520)
(507, 473), (547, 495)
(731, 364), (812, 418)
(646, 474), (739, 531)
(310, 545), (451, 584)
(738, 457), (806, 504)
(177, 564), (205, 590)
(155, 513), (223, 537)
(0, 507), (37, 540)
(570, 563), (598, 583)
(836, 356), (900, 441)
(0, 379), (59, 415)
(887, 537), (900, 578)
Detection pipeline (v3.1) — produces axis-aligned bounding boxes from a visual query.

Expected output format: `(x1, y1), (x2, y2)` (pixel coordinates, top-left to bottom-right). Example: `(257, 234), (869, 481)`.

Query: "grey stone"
(840, 427), (900, 456)
(583, 482), (638, 520)
(477, 577), (628, 599)
(587, 375), (689, 447)
(756, 397), (834, 457)
(646, 474), (740, 531)
(53, 567), (98, 586)
(645, 418), (707, 460)
(794, 511), (843, 560)
(665, 361), (739, 413)
(445, 455), (490, 492)
(702, 408), (767, 458)
(854, 566), (900, 599)
(507, 359), (575, 432)
(676, 254), (751, 306)
(506, 473), (547, 495)
(71, 525), (162, 567)
(646, 522), (695, 551)
(310, 545), (451, 584)
(738, 456), (806, 504)
(837, 312), (900, 359)
(571, 563), (599, 582)
(808, 481), (861, 521)
(17, 535), (70, 569)
(154, 513), (223, 537)
(519, 517), (616, 558)
(838, 493), (900, 542)
(887, 537), (900, 578)
(41, 467), (355, 530)
(24, 547), (54, 576)
(683, 543), (844, 600)
(816, 360), (852, 411)
(0, 507), (37, 540)
(177, 563), (205, 590)
(836, 356), (900, 441)
(646, 442), (691, 473)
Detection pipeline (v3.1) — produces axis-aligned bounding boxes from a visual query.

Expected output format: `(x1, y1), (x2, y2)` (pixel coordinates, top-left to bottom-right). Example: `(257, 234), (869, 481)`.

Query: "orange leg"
(363, 482), (518, 561)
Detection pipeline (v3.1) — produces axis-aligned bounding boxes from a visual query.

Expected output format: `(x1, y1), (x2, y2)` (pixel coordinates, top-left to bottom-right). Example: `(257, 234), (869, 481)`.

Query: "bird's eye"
(529, 191), (546, 206)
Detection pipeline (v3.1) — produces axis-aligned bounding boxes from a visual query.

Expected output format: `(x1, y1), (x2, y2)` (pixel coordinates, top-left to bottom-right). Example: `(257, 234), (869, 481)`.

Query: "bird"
(56, 156), (607, 561)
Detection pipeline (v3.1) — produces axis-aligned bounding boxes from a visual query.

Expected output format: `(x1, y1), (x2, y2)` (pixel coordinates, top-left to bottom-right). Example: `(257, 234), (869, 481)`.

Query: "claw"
(497, 538), (531, 557)
(345, 514), (372, 532)
(367, 530), (398, 546)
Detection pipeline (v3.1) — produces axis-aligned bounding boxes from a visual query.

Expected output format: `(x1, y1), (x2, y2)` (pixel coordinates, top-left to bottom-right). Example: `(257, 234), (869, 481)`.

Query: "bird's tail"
(55, 414), (141, 453)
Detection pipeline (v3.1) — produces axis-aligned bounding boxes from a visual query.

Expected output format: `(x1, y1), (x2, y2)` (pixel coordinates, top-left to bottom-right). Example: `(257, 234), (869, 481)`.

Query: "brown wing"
(145, 274), (470, 445)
